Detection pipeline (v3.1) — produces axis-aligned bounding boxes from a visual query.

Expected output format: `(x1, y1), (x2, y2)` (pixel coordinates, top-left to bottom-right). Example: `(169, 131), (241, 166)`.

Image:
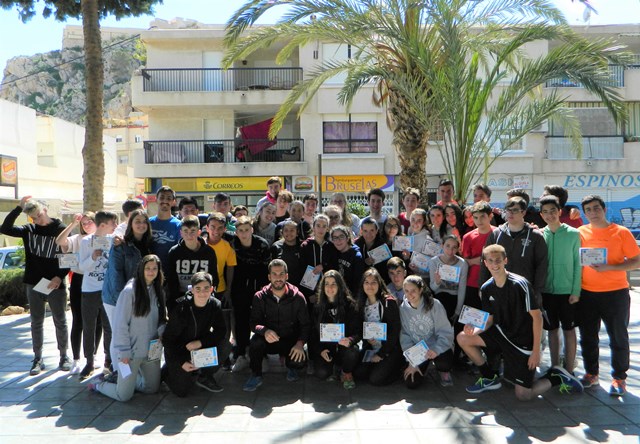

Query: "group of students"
(2, 174), (638, 403)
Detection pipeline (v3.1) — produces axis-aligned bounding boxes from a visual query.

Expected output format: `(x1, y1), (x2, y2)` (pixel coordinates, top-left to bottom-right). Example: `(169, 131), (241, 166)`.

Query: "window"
(115, 135), (123, 143)
(323, 121), (377, 153)
(118, 155), (129, 164)
(134, 135), (143, 143)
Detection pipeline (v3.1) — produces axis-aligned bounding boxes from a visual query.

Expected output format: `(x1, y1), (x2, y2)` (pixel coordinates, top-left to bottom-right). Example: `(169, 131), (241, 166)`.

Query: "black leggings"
(354, 346), (404, 386)
(313, 344), (360, 380)
(404, 348), (454, 389)
(69, 273), (102, 360)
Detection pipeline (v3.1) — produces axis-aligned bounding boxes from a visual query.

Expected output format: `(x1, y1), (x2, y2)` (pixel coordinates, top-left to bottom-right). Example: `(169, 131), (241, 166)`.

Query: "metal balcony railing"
(143, 139), (304, 164)
(546, 136), (624, 159)
(141, 68), (303, 92)
(545, 65), (625, 88)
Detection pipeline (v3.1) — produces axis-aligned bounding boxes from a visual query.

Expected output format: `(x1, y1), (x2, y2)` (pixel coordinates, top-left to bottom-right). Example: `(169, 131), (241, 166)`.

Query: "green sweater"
(542, 223), (582, 296)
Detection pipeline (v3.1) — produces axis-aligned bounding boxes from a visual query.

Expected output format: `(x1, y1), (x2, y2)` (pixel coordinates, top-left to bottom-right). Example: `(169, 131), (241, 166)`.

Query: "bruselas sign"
(564, 174), (640, 188)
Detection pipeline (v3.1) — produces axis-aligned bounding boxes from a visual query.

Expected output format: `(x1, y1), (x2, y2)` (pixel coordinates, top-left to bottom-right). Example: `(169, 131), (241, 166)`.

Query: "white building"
(131, 21), (640, 228)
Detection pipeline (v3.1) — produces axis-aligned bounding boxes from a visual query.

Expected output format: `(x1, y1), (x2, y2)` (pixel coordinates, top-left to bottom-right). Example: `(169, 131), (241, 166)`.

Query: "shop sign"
(320, 175), (394, 193)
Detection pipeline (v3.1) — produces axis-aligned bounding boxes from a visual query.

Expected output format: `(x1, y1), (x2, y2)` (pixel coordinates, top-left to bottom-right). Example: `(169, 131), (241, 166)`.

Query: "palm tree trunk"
(81, 0), (104, 212)
(387, 90), (429, 201)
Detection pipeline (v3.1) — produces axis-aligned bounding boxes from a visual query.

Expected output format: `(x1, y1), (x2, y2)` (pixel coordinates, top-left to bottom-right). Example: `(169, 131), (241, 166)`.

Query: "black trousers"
(248, 333), (306, 376)
(404, 348), (454, 389)
(313, 344), (360, 380)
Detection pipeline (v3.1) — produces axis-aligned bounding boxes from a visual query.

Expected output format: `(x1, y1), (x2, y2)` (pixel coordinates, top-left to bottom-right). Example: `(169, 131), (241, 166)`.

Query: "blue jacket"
(102, 241), (143, 307)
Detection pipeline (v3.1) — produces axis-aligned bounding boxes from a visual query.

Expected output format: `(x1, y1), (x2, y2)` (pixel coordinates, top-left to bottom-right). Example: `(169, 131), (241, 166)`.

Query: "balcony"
(546, 136), (624, 159)
(545, 65), (625, 88)
(143, 139), (304, 164)
(141, 68), (303, 92)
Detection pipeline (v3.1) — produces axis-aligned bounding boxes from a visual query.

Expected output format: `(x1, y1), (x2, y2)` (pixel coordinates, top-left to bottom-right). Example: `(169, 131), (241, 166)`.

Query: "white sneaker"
(262, 357), (270, 374)
(232, 356), (249, 373)
(69, 359), (82, 375)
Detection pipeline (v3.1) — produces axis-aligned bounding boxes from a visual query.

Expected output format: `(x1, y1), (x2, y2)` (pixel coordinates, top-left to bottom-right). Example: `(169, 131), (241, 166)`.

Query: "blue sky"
(0, 0), (639, 79)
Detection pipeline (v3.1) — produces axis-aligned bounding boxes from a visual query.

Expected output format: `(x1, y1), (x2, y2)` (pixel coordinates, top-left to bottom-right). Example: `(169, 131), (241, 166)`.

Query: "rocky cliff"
(0, 36), (144, 126)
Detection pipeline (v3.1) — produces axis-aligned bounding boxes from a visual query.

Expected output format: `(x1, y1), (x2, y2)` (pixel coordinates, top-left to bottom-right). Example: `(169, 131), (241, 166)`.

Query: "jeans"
(96, 358), (160, 402)
(27, 284), (68, 359)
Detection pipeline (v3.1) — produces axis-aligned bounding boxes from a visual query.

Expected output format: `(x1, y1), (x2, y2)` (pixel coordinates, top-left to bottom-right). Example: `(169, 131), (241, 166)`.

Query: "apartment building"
(131, 21), (640, 228)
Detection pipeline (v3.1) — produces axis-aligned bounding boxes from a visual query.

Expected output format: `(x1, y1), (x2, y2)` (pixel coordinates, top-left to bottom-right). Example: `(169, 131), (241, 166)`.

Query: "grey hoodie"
(399, 297), (453, 355)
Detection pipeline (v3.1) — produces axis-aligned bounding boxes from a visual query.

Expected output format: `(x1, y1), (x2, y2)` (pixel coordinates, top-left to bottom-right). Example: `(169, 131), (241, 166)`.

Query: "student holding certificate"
(89, 255), (167, 401)
(300, 215), (339, 304)
(399, 276), (454, 389)
(310, 271), (362, 389)
(330, 225), (365, 296)
(162, 272), (228, 397)
(428, 235), (468, 324)
(354, 268), (403, 386)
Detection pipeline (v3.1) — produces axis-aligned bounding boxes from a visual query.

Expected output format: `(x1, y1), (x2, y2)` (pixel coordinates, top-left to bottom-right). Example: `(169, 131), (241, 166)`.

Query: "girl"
(274, 200), (311, 242)
(400, 275), (454, 389)
(299, 215), (339, 303)
(381, 215), (403, 245)
(330, 225), (365, 296)
(55, 212), (99, 374)
(403, 209), (434, 279)
(353, 268), (403, 386)
(90, 255), (167, 401)
(103, 209), (152, 323)
(330, 192), (360, 238)
(428, 235), (468, 324)
(323, 205), (343, 230)
(444, 203), (465, 242)
(463, 208), (476, 234)
(311, 270), (362, 389)
(275, 190), (293, 224)
(428, 205), (447, 244)
(252, 201), (277, 245)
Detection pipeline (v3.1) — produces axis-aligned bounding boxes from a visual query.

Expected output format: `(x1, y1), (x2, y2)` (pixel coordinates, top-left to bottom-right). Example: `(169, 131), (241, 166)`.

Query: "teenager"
(354, 268), (403, 386)
(299, 215), (339, 303)
(400, 275), (454, 389)
(149, 186), (181, 275)
(302, 193), (319, 226)
(212, 192), (237, 235)
(256, 176), (282, 211)
(232, 205), (249, 218)
(428, 205), (447, 245)
(365, 188), (387, 224)
(252, 201), (277, 245)
(310, 270), (362, 389)
(114, 198), (144, 237)
(386, 257), (407, 302)
(444, 203), (465, 241)
(55, 212), (99, 374)
(472, 183), (504, 226)
(436, 178), (456, 206)
(275, 189), (293, 224)
(163, 272), (228, 396)
(398, 187), (420, 233)
(382, 215), (403, 246)
(428, 235), (468, 324)
(355, 217), (388, 282)
(89, 255), (167, 401)
(330, 225), (365, 296)
(270, 220), (304, 288)
(403, 209), (434, 280)
(274, 200), (311, 242)
(330, 192), (360, 238)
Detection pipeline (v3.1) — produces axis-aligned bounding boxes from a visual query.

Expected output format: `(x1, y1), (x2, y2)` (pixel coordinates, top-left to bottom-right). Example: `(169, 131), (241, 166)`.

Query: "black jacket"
(361, 296), (401, 360)
(163, 295), (227, 365)
(299, 238), (339, 295)
(251, 282), (310, 343)
(311, 300), (362, 352)
(270, 239), (303, 287)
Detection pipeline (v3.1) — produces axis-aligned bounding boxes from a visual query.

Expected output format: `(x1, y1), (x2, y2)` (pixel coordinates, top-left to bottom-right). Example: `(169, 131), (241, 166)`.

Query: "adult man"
(256, 176), (282, 212)
(577, 195), (640, 396)
(150, 186), (181, 274)
(458, 245), (583, 400)
(243, 259), (310, 391)
(366, 188), (387, 224)
(436, 178), (456, 206)
(1, 197), (70, 375)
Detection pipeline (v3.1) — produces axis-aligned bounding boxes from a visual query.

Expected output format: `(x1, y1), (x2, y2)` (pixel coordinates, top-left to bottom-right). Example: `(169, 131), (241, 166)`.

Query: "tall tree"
(1, 0), (160, 211)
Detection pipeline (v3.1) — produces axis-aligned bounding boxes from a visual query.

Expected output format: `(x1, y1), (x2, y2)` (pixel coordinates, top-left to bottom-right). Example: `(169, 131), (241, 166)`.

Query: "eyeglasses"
(504, 208), (522, 215)
(386, 224), (399, 229)
(331, 235), (347, 241)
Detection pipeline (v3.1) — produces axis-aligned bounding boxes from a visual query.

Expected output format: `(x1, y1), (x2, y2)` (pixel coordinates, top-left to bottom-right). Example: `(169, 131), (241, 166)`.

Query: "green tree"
(0, 0), (160, 211)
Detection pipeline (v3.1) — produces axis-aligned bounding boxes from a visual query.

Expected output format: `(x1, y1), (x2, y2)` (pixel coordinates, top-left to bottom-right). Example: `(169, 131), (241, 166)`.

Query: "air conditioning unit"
(531, 121), (548, 133)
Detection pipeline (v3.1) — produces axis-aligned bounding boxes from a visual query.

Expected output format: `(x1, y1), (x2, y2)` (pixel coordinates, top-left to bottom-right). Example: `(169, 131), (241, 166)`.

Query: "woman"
(311, 270), (361, 389)
(444, 203), (465, 241)
(55, 212), (99, 374)
(400, 275), (454, 389)
(330, 225), (365, 296)
(252, 201), (277, 245)
(103, 209), (152, 323)
(330, 192), (360, 238)
(353, 268), (403, 386)
(428, 235), (468, 324)
(89, 255), (167, 401)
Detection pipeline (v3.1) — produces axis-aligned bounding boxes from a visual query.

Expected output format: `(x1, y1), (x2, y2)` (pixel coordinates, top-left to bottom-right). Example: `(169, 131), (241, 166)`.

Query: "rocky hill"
(0, 36), (144, 126)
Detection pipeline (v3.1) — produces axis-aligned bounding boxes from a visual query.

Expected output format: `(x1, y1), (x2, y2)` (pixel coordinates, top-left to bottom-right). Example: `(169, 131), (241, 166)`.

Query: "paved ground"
(1, 290), (640, 443)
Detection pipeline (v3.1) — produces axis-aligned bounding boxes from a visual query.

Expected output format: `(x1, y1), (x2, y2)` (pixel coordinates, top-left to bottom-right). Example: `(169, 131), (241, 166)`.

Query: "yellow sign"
(0, 156), (17, 186)
(195, 177), (272, 192)
(321, 175), (394, 193)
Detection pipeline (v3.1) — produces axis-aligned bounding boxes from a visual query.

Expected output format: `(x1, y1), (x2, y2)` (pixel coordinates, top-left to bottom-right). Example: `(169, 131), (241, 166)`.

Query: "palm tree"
(223, 0), (571, 198)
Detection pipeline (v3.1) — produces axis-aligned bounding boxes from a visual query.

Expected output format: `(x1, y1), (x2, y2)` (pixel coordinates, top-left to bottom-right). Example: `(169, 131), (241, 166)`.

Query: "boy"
(436, 178), (456, 206)
(302, 193), (318, 225)
(274, 200), (311, 242)
(114, 198), (143, 237)
(166, 215), (219, 313)
(472, 184), (504, 226)
(457, 245), (583, 400)
(150, 186), (182, 273)
(462, 201), (496, 308)
(398, 187), (420, 232)
(212, 193), (237, 235)
(577, 195), (640, 396)
(386, 257), (407, 302)
(366, 188), (387, 224)
(539, 196), (581, 376)
(271, 220), (304, 288)
(256, 176), (282, 211)
(78, 210), (118, 380)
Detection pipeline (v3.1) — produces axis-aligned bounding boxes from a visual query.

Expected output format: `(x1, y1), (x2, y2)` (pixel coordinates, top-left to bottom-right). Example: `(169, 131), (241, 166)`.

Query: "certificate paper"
(58, 253), (79, 269)
(368, 244), (393, 265)
(320, 323), (345, 342)
(579, 248), (607, 266)
(33, 278), (54, 295)
(403, 340), (429, 368)
(147, 339), (163, 361)
(91, 235), (113, 251)
(118, 361), (132, 379)
(363, 322), (387, 341)
(410, 252), (430, 273)
(191, 347), (219, 368)
(392, 236), (413, 252)
(439, 264), (461, 283)
(300, 265), (321, 290)
(458, 305), (490, 330)
(421, 239), (443, 257)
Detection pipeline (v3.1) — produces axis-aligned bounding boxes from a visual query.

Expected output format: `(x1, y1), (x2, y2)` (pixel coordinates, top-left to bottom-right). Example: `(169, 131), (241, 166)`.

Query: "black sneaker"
(196, 375), (224, 393)
(58, 356), (72, 371)
(29, 358), (45, 376)
(79, 364), (95, 381)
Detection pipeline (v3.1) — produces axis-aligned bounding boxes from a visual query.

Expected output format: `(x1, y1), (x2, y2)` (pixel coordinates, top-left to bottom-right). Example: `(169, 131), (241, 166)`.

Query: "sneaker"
(466, 375), (502, 394)
(79, 364), (95, 381)
(341, 372), (356, 390)
(102, 361), (113, 375)
(69, 359), (82, 375)
(580, 373), (599, 389)
(196, 375), (224, 393)
(440, 371), (454, 387)
(243, 375), (264, 392)
(609, 379), (626, 397)
(103, 371), (118, 384)
(549, 366), (583, 394)
(222, 357), (232, 372)
(59, 356), (72, 371)
(232, 355), (249, 373)
(29, 358), (45, 376)
(287, 368), (300, 382)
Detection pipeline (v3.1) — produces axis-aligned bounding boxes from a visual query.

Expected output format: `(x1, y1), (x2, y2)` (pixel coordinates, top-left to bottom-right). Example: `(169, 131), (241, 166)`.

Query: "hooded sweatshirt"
(0, 205), (67, 287)
(311, 299), (362, 352)
(251, 282), (310, 343)
(542, 223), (582, 296)
(336, 244), (365, 295)
(299, 237), (339, 296)
(399, 297), (453, 356)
